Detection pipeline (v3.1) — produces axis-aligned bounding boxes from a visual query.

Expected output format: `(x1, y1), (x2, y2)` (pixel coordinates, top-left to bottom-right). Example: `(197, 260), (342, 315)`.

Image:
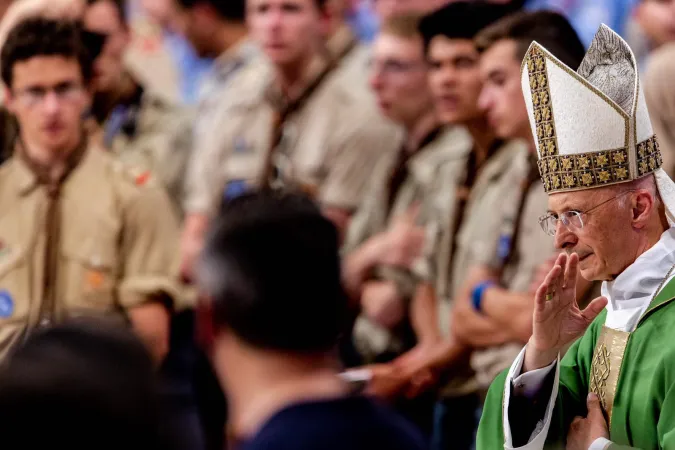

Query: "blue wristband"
(471, 281), (496, 313)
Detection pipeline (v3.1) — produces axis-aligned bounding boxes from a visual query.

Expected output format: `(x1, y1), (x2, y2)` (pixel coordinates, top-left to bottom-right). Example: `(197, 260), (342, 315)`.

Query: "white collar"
(601, 227), (675, 332)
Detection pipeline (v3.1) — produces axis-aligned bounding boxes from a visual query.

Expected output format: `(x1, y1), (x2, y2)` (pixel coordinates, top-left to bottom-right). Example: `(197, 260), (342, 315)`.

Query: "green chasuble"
(477, 277), (675, 450)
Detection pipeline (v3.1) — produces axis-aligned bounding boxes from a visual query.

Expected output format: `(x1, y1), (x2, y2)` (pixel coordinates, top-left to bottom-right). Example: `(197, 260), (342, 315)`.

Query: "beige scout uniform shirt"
(108, 86), (193, 220)
(469, 152), (556, 391)
(125, 14), (180, 103)
(0, 145), (183, 360)
(183, 51), (401, 217)
(344, 126), (473, 362)
(413, 139), (528, 397)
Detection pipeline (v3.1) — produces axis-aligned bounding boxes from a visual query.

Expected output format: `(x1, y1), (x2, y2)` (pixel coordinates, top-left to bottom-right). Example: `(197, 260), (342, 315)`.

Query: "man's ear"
(4, 85), (16, 115)
(632, 189), (656, 229)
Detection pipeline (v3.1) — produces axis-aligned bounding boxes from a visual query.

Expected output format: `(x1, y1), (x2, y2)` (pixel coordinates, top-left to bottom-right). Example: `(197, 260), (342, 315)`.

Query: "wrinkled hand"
(361, 281), (405, 329)
(525, 253), (607, 371)
(566, 393), (609, 450)
(364, 364), (409, 400)
(378, 205), (426, 269)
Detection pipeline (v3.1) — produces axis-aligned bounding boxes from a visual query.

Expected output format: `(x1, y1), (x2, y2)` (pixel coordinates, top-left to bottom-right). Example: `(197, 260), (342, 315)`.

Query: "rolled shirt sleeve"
(118, 183), (186, 310)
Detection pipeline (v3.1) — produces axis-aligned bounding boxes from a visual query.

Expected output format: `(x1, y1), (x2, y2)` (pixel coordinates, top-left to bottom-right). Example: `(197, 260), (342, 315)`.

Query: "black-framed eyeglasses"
(538, 190), (635, 236)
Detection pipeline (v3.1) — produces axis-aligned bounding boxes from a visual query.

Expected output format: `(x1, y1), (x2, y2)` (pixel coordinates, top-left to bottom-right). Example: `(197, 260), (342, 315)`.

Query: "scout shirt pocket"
(0, 242), (31, 359)
(61, 226), (119, 315)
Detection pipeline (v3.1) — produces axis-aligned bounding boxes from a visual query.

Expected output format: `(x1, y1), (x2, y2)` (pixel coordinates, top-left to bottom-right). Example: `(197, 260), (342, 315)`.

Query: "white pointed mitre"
(521, 24), (675, 222)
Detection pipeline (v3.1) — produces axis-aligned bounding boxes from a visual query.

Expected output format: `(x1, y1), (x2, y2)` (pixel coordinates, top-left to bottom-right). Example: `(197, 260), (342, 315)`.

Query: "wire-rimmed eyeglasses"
(538, 190), (635, 236)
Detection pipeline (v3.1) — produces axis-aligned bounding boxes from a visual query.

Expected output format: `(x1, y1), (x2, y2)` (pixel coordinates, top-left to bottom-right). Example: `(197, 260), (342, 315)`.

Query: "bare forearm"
(180, 213), (209, 281)
(481, 288), (533, 343)
(410, 283), (441, 345)
(425, 337), (469, 372)
(342, 234), (385, 302)
(453, 303), (512, 348)
(127, 300), (171, 365)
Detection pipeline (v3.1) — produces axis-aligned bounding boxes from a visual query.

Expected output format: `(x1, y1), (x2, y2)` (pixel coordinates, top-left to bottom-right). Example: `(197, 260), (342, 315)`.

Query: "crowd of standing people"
(2, 0), (675, 449)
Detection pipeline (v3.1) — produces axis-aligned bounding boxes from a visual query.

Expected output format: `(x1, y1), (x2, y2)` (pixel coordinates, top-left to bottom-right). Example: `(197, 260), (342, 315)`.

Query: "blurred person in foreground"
(477, 24), (675, 450)
(195, 190), (427, 450)
(180, 0), (400, 277)
(0, 17), (182, 363)
(0, 319), (175, 450)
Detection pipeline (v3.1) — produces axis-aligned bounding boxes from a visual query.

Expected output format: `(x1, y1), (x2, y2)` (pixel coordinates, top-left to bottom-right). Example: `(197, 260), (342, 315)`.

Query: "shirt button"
(39, 318), (51, 327)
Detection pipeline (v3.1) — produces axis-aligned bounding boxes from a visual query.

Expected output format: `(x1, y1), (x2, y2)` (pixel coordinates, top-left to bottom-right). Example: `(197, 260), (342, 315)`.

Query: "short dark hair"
(0, 319), (174, 450)
(1, 18), (93, 87)
(174, 0), (247, 21)
(197, 191), (348, 354)
(419, 1), (520, 54)
(85, 0), (127, 24)
(380, 13), (424, 40)
(475, 10), (586, 70)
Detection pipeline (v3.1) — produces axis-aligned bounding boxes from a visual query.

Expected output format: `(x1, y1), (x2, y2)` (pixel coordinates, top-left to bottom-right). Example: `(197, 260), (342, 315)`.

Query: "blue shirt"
(238, 396), (427, 450)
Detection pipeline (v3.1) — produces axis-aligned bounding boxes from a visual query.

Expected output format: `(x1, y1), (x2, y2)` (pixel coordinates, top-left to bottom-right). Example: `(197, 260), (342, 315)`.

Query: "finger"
(563, 252), (579, 289)
(586, 392), (604, 419)
(581, 296), (608, 323)
(534, 264), (563, 308)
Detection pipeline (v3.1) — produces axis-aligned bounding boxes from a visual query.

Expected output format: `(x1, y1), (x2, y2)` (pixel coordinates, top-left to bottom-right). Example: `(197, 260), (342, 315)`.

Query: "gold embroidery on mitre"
(526, 46), (560, 158)
(636, 135), (662, 177)
(536, 136), (662, 193)
(537, 147), (630, 193)
(589, 326), (630, 424)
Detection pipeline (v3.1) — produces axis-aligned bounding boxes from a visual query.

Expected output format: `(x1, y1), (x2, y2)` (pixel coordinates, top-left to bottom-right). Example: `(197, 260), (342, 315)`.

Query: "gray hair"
(615, 174), (662, 210)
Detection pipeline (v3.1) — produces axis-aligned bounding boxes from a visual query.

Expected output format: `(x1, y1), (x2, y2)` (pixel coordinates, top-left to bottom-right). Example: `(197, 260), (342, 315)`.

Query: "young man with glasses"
(478, 23), (675, 450)
(0, 17), (182, 364)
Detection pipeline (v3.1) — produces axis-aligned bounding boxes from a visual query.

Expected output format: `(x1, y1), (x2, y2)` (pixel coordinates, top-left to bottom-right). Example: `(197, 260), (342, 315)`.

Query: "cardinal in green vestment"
(476, 23), (675, 450)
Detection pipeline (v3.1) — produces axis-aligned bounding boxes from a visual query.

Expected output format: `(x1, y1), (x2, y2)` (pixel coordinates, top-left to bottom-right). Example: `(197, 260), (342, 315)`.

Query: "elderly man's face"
(548, 187), (635, 281)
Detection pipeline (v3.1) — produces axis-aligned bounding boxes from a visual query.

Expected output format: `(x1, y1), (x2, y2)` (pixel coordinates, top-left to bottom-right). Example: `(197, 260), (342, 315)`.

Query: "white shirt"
(502, 227), (675, 450)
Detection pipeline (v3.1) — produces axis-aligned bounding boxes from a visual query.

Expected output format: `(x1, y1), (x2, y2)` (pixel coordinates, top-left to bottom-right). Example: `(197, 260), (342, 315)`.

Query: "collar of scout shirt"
(264, 52), (333, 112)
(601, 226), (675, 332)
(13, 135), (89, 196)
(212, 38), (258, 82)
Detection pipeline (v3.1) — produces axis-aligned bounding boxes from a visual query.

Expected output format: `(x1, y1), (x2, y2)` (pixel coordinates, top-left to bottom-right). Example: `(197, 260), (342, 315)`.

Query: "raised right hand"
(524, 253), (607, 371)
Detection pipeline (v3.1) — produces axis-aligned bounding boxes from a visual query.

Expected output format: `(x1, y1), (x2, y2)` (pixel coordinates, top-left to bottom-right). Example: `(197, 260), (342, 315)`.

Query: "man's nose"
(42, 92), (61, 114)
(553, 222), (577, 251)
(477, 88), (491, 112)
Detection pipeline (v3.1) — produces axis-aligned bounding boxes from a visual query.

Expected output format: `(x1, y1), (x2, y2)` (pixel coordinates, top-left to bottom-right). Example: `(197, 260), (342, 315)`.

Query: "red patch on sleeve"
(135, 171), (151, 186)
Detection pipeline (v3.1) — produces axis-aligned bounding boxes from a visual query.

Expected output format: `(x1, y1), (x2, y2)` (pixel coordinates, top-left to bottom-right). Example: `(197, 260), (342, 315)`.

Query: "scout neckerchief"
(448, 139), (504, 274)
(259, 52), (343, 192)
(499, 154), (541, 279)
(18, 135), (87, 328)
(386, 126), (443, 213)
